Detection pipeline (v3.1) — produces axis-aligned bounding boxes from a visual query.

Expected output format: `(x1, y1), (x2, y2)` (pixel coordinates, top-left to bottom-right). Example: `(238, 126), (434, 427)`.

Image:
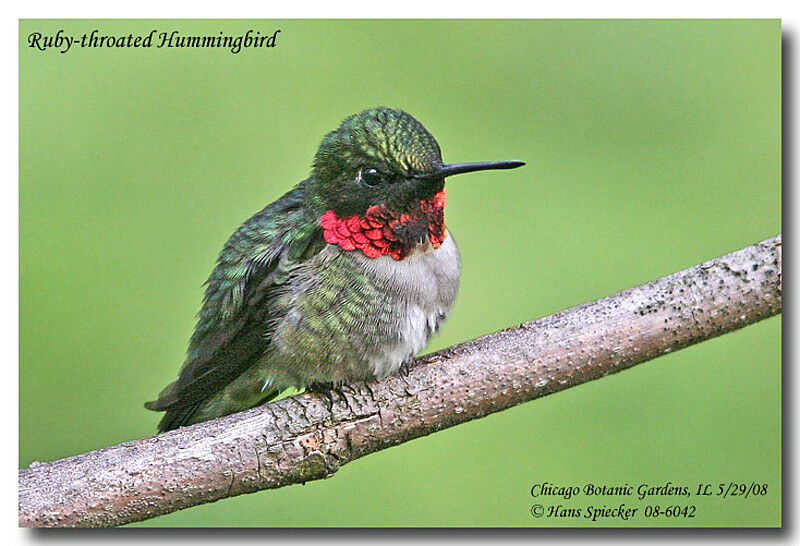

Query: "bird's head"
(309, 107), (524, 260)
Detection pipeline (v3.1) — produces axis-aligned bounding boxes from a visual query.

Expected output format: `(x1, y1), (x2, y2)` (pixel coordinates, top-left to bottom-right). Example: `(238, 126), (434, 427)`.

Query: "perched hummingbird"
(145, 107), (524, 432)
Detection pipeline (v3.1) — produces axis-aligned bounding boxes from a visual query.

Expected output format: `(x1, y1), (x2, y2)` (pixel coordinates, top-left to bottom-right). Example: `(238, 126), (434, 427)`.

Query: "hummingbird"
(145, 107), (524, 432)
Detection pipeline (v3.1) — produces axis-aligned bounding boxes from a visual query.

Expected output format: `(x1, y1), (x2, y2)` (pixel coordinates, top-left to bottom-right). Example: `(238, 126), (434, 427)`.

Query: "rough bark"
(19, 235), (782, 527)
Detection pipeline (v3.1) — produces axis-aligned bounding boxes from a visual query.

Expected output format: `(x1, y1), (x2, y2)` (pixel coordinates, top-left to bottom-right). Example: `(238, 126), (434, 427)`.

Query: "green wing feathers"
(145, 185), (319, 431)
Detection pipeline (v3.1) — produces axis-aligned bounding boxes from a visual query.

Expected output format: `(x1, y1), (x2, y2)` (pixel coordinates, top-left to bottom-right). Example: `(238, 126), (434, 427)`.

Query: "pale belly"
(354, 233), (461, 377)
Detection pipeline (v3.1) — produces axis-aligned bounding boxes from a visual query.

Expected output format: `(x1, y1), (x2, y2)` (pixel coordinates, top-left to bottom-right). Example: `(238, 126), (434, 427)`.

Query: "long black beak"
(415, 160), (525, 180)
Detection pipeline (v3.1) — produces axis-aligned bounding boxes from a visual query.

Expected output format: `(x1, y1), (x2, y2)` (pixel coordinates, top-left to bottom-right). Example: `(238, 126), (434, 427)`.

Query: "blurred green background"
(19, 20), (781, 527)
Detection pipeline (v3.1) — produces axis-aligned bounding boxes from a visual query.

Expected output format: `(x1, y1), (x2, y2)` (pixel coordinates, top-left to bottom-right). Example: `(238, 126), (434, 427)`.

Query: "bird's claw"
(308, 382), (336, 413)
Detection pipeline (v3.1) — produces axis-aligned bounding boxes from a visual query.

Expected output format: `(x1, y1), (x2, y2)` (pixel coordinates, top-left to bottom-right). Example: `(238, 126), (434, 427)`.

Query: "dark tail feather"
(156, 401), (205, 433)
(143, 380), (179, 412)
(146, 386), (283, 433)
(144, 380), (203, 432)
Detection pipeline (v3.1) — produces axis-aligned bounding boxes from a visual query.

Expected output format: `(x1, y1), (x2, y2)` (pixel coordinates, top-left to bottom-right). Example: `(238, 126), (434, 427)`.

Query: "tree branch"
(19, 235), (782, 527)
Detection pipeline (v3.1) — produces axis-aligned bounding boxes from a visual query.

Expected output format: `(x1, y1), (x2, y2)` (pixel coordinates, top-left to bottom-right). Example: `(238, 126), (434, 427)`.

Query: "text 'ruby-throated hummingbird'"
(145, 107), (524, 431)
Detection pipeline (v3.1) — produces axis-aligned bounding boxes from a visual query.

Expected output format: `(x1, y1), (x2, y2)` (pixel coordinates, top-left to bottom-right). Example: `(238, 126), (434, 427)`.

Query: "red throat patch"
(320, 190), (446, 260)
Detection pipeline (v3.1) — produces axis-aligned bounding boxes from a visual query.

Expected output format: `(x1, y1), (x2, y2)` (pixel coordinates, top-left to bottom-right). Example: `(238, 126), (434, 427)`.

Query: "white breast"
(352, 232), (461, 377)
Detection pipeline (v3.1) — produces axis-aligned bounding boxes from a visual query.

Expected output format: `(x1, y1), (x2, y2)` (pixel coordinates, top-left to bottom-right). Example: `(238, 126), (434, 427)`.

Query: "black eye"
(361, 167), (383, 186)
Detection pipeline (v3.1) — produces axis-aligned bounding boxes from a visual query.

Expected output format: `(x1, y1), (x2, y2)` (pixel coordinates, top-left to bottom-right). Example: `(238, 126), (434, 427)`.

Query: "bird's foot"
(307, 382), (337, 413)
(339, 383), (357, 396)
(397, 358), (420, 390)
